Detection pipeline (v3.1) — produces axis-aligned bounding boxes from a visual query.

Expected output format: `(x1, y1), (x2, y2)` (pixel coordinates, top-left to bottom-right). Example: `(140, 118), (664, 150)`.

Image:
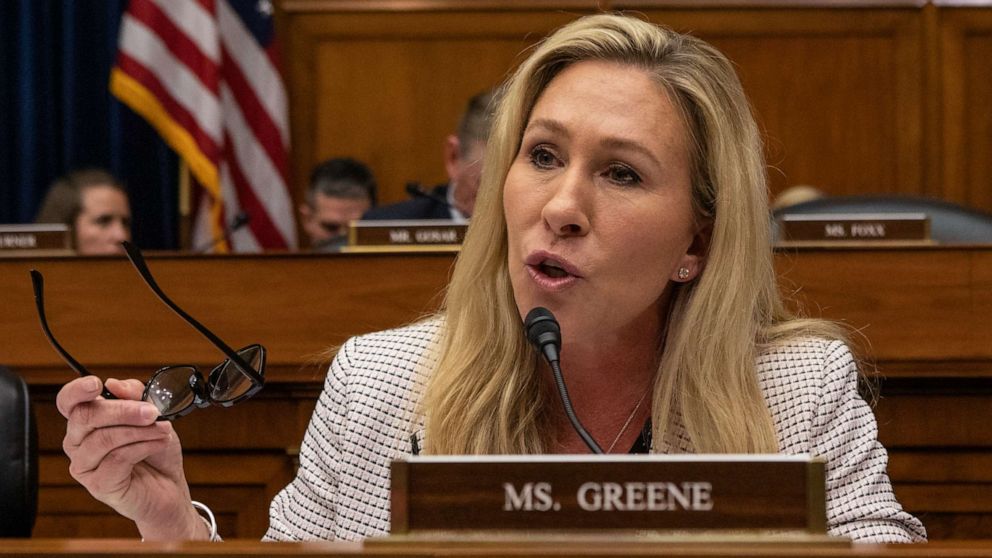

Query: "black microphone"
(524, 307), (603, 454)
(405, 182), (452, 209)
(193, 212), (251, 253)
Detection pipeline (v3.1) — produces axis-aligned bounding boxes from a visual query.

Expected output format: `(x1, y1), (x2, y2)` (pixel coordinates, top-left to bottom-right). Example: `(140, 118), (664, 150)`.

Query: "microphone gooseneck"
(524, 307), (603, 454)
(193, 212), (251, 253)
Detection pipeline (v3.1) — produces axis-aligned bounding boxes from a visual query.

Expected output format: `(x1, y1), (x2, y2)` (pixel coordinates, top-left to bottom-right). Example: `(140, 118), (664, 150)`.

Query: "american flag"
(110, 0), (297, 252)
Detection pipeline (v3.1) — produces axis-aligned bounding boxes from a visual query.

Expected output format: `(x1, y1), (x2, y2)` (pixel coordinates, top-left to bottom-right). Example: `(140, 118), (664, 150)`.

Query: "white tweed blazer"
(264, 318), (926, 543)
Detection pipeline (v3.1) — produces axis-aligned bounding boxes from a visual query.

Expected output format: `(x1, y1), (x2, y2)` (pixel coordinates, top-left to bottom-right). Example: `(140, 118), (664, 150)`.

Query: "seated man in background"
(299, 157), (377, 252)
(35, 168), (131, 255)
(362, 90), (496, 222)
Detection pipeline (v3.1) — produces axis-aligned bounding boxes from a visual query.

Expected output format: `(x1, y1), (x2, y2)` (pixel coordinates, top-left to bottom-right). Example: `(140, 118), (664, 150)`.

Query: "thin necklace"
(605, 390), (649, 454)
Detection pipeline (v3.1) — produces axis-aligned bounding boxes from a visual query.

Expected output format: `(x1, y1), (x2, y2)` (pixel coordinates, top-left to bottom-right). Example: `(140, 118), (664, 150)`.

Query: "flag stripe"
(220, 47), (288, 179)
(217, 1), (289, 145)
(222, 141), (287, 250)
(219, 164), (263, 253)
(149, 0), (219, 62)
(115, 54), (222, 188)
(118, 14), (222, 143)
(221, 84), (295, 244)
(127, 1), (219, 94)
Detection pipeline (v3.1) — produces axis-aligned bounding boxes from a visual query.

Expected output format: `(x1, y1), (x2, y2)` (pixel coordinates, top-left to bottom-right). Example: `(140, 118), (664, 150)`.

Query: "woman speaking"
(55, 13), (925, 543)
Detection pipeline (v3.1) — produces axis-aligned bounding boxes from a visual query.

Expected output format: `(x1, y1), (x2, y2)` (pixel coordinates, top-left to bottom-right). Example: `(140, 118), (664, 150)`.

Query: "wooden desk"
(2, 247), (989, 539)
(2, 252), (455, 384)
(1, 539), (992, 557)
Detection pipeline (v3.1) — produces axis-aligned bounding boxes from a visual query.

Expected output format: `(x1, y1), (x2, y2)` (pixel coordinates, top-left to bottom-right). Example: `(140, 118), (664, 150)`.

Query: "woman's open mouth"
(538, 260), (569, 278)
(525, 252), (582, 291)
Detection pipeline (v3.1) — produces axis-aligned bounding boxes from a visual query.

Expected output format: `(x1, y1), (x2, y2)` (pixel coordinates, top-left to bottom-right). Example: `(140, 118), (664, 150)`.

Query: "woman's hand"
(57, 376), (208, 540)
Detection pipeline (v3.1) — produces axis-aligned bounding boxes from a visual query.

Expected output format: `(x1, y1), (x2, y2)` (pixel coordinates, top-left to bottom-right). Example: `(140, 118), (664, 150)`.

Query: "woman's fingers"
(73, 438), (175, 501)
(56, 376), (106, 419)
(57, 376), (149, 420)
(105, 378), (147, 400)
(63, 398), (162, 451)
(67, 422), (173, 477)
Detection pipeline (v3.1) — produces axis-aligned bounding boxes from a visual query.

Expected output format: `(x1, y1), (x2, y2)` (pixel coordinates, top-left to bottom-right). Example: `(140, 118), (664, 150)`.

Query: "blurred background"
(3, 0), (990, 251)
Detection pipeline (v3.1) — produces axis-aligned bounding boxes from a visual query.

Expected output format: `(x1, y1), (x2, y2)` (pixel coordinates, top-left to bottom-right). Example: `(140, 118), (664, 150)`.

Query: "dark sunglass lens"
(209, 345), (262, 403)
(143, 366), (197, 416)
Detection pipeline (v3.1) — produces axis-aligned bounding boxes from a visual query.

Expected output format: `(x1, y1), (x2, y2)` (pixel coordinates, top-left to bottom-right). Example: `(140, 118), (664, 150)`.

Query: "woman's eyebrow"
(524, 118), (569, 138)
(599, 137), (662, 168)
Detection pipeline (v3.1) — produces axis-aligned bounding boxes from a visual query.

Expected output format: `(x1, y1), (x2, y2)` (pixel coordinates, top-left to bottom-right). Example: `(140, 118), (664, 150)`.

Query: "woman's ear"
(672, 222), (711, 282)
(443, 134), (461, 182)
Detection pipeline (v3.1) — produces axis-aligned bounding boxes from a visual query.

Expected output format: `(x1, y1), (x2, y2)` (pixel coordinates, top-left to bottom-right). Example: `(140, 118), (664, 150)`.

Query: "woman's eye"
(529, 146), (559, 169)
(606, 164), (641, 186)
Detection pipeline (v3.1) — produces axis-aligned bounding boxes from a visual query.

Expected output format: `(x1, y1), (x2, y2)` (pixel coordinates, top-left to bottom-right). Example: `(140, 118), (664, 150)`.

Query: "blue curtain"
(0, 0), (179, 249)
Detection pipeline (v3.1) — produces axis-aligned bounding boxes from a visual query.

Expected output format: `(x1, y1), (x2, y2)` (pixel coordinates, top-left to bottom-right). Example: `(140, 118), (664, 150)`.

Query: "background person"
(299, 157), (377, 251)
(362, 90), (496, 222)
(35, 168), (131, 255)
(771, 184), (826, 212)
(54, 14), (924, 544)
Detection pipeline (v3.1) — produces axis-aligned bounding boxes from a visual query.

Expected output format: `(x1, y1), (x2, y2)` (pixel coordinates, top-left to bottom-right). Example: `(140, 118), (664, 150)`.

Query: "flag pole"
(178, 159), (191, 250)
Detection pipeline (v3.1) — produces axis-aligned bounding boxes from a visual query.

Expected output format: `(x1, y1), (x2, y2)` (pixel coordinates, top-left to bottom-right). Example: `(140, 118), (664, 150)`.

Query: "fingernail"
(141, 405), (159, 421)
(86, 376), (101, 391)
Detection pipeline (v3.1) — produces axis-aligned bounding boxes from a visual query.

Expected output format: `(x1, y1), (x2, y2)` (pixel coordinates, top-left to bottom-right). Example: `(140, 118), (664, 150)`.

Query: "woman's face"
(75, 185), (131, 255)
(504, 60), (704, 345)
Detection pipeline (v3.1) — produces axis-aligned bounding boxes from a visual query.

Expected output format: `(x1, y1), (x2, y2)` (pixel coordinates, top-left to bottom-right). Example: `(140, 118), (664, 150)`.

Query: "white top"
(446, 184), (467, 223)
(263, 319), (926, 543)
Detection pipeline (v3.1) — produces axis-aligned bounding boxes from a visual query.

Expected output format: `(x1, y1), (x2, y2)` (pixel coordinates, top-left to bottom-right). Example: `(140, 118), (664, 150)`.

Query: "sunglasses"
(30, 241), (265, 419)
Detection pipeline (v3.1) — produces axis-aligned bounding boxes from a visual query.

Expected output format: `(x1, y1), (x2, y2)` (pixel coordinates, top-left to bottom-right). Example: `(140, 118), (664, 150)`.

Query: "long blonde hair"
(422, 14), (843, 455)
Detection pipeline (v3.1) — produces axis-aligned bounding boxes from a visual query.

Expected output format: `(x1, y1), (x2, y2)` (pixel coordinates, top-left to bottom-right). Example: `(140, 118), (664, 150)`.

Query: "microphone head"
(524, 307), (561, 361)
(231, 212), (251, 229)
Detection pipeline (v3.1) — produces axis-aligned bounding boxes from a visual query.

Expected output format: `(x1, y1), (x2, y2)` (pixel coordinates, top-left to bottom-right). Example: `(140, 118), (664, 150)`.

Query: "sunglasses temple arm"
(29, 271), (116, 400)
(120, 241), (263, 384)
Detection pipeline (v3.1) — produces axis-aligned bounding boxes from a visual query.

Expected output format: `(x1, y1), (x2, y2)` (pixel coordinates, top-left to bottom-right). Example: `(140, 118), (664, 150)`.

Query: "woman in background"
(55, 14), (926, 543)
(35, 168), (131, 255)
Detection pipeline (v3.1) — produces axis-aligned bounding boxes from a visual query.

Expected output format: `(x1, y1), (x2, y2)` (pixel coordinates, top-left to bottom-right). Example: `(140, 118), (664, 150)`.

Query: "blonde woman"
(56, 14), (925, 543)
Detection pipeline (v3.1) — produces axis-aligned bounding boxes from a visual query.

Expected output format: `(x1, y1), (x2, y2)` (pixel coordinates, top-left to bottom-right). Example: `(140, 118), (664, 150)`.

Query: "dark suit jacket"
(361, 185), (452, 220)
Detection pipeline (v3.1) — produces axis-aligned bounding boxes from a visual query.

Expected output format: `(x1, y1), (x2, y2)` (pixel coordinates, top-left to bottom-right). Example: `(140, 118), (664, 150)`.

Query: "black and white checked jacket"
(263, 319), (926, 543)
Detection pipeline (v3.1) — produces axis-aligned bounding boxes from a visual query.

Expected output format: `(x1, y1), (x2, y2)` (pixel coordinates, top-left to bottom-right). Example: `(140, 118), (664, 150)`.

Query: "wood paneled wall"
(938, 6), (992, 211)
(280, 4), (599, 220)
(278, 0), (992, 246)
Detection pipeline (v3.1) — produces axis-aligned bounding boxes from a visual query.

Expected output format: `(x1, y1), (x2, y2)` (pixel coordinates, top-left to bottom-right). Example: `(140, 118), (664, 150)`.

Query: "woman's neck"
(545, 316), (662, 454)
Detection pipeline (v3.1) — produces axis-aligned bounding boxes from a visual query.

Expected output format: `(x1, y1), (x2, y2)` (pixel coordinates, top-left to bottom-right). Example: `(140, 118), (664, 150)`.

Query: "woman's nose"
(109, 220), (131, 242)
(541, 169), (590, 237)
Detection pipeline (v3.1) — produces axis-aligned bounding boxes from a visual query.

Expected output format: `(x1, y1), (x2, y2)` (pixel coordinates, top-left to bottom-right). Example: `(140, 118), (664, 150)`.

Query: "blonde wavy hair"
(421, 13), (844, 455)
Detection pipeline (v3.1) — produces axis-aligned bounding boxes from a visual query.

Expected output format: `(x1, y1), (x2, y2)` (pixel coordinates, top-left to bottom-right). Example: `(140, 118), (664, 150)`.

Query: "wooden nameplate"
(777, 213), (932, 246)
(371, 455), (845, 547)
(342, 219), (466, 253)
(0, 224), (72, 256)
